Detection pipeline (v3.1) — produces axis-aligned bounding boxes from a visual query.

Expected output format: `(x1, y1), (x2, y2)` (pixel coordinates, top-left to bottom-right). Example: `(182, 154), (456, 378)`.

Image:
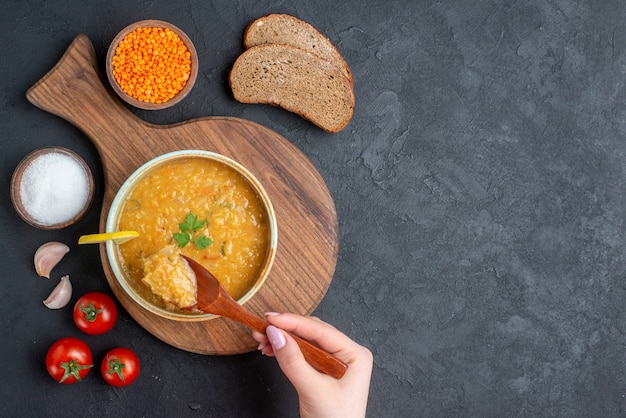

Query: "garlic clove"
(43, 275), (72, 309)
(34, 241), (70, 278)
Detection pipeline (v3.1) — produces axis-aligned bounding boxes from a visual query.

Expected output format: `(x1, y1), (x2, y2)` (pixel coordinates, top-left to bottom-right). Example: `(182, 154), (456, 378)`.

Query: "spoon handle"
(219, 303), (347, 379)
(288, 333), (348, 379)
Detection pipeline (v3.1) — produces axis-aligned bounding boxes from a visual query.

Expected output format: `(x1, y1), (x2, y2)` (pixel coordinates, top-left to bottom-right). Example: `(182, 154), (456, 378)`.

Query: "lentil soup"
(116, 156), (270, 312)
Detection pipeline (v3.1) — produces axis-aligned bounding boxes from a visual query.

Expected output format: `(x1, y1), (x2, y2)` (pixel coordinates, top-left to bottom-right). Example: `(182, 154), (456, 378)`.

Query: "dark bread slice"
(243, 13), (353, 85)
(229, 44), (354, 133)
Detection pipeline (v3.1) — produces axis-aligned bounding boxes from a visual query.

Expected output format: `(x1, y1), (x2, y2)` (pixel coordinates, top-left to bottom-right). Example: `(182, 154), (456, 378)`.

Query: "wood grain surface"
(26, 34), (339, 355)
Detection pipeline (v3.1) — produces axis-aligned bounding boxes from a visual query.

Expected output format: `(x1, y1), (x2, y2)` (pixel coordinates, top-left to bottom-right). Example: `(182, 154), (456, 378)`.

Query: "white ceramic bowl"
(106, 150), (277, 321)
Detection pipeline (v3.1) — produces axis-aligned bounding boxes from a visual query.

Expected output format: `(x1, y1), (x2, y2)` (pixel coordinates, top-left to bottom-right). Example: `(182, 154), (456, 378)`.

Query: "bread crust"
(243, 13), (353, 85)
(229, 44), (354, 133)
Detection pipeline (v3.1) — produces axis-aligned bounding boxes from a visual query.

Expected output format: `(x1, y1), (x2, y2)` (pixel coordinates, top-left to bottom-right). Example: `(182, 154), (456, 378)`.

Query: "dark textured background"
(2, 0), (626, 416)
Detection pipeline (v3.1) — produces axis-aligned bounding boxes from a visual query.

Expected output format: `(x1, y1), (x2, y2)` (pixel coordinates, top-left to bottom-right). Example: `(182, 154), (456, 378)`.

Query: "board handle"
(25, 35), (148, 168)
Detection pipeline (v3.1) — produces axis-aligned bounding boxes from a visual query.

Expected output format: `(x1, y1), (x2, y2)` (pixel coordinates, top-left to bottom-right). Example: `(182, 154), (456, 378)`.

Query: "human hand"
(252, 313), (373, 418)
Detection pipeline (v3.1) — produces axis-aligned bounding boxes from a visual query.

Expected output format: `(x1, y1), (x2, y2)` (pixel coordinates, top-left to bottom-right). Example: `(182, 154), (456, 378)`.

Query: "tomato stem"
(80, 303), (104, 322)
(106, 356), (126, 382)
(60, 359), (93, 383)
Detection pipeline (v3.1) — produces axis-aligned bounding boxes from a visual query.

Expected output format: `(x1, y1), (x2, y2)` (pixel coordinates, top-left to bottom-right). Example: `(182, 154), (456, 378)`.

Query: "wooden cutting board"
(26, 35), (339, 355)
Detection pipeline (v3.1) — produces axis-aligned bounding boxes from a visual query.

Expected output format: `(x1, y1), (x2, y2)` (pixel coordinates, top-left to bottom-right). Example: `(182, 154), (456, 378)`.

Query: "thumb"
(266, 325), (317, 390)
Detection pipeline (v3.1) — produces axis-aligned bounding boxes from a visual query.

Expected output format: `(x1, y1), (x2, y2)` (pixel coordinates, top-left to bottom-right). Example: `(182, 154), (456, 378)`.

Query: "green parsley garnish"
(173, 213), (213, 250)
(179, 213), (206, 232)
(173, 231), (191, 248)
(195, 236), (213, 250)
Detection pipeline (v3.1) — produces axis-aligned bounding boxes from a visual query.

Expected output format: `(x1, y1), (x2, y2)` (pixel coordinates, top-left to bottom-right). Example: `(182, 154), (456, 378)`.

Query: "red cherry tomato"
(45, 337), (93, 384)
(73, 292), (118, 335)
(100, 347), (140, 387)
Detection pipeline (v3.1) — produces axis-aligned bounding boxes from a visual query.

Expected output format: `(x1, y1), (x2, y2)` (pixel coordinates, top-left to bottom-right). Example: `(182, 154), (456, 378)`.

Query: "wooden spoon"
(182, 255), (348, 379)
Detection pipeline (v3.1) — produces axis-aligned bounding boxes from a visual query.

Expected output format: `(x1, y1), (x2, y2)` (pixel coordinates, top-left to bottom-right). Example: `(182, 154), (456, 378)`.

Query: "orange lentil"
(111, 27), (192, 104)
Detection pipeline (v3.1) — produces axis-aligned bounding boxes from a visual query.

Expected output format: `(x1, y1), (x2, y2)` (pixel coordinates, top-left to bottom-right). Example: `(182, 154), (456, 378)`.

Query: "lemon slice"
(78, 231), (139, 245)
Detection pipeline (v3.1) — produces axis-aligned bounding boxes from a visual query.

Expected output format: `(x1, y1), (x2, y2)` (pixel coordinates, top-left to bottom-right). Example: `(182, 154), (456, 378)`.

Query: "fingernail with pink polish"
(266, 325), (286, 350)
(265, 312), (280, 316)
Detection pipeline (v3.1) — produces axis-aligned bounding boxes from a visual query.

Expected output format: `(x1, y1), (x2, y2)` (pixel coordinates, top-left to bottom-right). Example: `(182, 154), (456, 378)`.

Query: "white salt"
(19, 152), (90, 226)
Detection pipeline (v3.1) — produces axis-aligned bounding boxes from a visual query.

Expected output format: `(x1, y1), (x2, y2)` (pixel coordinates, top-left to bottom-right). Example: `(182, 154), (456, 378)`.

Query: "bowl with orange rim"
(106, 20), (199, 110)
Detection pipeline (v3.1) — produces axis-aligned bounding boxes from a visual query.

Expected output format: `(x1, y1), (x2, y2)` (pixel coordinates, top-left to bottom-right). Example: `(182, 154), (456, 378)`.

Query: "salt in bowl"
(11, 147), (95, 230)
